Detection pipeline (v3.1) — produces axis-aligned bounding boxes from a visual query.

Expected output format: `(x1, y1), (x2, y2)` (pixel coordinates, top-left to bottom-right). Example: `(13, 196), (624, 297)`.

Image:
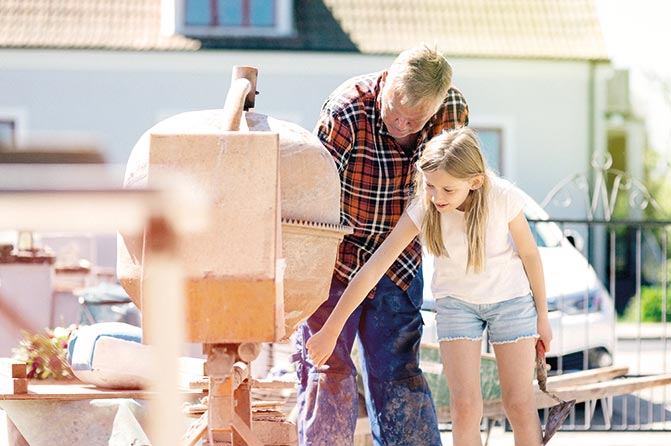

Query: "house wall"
(454, 59), (605, 208)
(0, 49), (610, 215)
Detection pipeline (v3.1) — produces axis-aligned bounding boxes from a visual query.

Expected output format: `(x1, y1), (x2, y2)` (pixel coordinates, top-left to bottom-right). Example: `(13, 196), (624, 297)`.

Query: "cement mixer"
(117, 66), (351, 445)
(118, 67), (351, 342)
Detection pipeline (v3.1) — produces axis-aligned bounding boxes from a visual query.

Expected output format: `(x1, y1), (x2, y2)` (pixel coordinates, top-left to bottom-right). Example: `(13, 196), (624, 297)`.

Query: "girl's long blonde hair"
(415, 127), (490, 273)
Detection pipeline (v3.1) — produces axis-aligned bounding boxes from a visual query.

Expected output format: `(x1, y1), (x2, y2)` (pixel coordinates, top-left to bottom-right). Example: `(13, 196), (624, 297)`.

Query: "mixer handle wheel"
(237, 342), (262, 363)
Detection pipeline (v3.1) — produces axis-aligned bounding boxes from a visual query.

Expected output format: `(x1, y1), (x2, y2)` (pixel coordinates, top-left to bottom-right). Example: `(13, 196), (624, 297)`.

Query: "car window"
(526, 218), (563, 248)
(520, 189), (564, 248)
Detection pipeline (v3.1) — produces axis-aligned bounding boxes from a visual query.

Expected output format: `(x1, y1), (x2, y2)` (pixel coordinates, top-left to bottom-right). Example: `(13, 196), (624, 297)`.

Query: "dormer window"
(165, 0), (295, 38)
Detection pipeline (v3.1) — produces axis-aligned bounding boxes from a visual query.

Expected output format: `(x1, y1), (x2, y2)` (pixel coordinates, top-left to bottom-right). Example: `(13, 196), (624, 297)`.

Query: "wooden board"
(546, 365), (628, 389)
(0, 381), (205, 401)
(419, 341), (671, 423)
(480, 373), (671, 419)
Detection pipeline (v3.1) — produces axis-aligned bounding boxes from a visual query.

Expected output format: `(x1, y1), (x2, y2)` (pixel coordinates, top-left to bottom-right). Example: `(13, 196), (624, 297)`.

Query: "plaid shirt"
(315, 70), (469, 292)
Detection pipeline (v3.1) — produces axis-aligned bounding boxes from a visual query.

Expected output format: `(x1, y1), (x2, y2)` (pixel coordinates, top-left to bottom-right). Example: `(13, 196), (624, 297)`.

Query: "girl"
(307, 126), (552, 446)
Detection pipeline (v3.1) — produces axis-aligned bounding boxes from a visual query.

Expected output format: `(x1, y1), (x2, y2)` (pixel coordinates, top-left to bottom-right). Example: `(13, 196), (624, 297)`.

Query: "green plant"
(12, 325), (78, 380)
(621, 286), (671, 323)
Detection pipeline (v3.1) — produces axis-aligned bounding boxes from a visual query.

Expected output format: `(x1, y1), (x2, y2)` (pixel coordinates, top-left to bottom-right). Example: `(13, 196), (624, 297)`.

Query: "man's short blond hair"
(387, 45), (453, 107)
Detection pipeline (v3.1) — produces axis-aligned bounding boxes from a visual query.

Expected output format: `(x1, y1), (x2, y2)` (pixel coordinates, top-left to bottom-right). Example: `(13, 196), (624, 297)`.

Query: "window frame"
(472, 126), (504, 175)
(0, 119), (16, 150)
(163, 0), (295, 38)
(0, 109), (25, 151)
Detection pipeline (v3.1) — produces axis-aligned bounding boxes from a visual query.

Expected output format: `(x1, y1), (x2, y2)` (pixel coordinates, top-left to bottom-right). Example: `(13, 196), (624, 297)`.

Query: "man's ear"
(470, 175), (485, 190)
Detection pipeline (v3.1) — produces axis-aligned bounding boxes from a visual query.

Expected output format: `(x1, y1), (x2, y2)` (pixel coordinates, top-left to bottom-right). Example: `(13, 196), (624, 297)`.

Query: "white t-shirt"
(407, 176), (531, 304)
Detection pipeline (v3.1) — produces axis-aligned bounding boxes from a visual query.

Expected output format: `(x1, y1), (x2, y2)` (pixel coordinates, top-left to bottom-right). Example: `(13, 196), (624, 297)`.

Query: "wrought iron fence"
(530, 216), (671, 432)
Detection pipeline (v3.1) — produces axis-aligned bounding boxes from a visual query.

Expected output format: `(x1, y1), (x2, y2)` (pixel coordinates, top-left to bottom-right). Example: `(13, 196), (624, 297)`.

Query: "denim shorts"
(435, 294), (539, 344)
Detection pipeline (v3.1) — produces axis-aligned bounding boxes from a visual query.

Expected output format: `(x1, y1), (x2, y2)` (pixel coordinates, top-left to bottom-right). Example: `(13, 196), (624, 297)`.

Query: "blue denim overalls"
(294, 270), (441, 446)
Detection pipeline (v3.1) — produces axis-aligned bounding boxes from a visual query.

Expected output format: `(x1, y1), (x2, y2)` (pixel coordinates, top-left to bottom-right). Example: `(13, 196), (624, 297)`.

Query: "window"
(167, 0), (294, 38)
(0, 118), (16, 151)
(473, 127), (503, 174)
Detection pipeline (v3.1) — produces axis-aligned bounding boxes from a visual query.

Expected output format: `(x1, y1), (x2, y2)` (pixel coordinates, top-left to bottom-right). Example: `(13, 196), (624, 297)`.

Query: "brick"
(0, 358), (27, 378)
(0, 376), (29, 394)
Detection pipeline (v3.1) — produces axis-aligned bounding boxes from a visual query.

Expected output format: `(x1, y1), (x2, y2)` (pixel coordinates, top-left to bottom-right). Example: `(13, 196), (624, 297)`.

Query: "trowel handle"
(535, 339), (549, 391)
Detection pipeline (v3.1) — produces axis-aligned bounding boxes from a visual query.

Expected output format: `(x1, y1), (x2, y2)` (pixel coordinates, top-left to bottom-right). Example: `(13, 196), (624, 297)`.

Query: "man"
(294, 45), (469, 446)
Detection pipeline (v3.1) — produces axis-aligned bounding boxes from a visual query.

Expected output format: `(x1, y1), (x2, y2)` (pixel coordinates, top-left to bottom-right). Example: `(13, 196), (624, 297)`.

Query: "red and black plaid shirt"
(315, 70), (469, 292)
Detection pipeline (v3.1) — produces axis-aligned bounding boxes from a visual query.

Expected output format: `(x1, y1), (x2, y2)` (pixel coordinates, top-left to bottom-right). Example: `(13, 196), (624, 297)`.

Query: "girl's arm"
(509, 211), (553, 349)
(306, 211), (421, 367)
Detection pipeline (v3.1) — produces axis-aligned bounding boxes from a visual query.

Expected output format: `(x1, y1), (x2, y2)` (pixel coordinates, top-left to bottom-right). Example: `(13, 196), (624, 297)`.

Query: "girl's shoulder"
(486, 175), (526, 219)
(487, 174), (517, 197)
(406, 196), (425, 227)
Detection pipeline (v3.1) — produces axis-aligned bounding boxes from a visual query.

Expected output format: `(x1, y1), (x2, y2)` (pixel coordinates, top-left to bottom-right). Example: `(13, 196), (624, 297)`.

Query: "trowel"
(535, 340), (576, 444)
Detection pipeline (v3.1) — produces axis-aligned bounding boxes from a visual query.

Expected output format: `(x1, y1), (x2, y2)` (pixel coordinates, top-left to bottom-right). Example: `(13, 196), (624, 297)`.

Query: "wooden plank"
(252, 378), (296, 389)
(179, 374), (298, 391)
(183, 411), (208, 446)
(178, 374), (208, 390)
(0, 382), (205, 401)
(0, 377), (28, 394)
(0, 359), (27, 378)
(548, 373), (671, 405)
(252, 401), (285, 410)
(231, 413), (264, 446)
(479, 373), (671, 419)
(252, 420), (298, 446)
(178, 356), (206, 377)
(545, 366), (629, 389)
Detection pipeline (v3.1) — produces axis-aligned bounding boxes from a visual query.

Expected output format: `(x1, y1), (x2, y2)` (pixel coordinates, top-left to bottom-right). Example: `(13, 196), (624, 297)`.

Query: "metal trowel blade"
(543, 399), (576, 444)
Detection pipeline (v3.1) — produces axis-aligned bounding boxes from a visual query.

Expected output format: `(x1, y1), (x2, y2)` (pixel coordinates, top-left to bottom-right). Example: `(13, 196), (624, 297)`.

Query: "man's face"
(381, 79), (441, 140)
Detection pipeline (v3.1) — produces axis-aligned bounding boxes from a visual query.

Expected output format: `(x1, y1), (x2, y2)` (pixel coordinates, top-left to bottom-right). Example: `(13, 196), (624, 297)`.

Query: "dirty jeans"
(294, 271), (441, 446)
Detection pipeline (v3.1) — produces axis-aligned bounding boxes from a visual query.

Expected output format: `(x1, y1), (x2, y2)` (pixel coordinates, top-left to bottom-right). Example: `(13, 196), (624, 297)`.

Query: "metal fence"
(530, 217), (671, 432)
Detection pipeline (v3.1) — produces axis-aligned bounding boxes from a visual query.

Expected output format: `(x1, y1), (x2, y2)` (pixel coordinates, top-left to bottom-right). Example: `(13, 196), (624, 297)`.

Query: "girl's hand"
(306, 327), (338, 368)
(537, 315), (553, 352)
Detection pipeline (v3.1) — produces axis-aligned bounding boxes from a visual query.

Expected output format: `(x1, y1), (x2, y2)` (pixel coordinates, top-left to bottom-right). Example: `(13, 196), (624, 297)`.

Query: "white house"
(0, 0), (645, 299)
(0, 0), (633, 213)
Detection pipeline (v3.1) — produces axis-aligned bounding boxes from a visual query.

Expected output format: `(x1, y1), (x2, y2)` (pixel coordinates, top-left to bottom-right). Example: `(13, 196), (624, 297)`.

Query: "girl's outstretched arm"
(306, 211), (420, 367)
(509, 211), (553, 350)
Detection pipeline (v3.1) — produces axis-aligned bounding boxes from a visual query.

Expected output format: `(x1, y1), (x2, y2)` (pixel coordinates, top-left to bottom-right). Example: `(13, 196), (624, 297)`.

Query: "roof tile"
(0, 0), (199, 51)
(0, 0), (608, 60)
(322, 0), (608, 60)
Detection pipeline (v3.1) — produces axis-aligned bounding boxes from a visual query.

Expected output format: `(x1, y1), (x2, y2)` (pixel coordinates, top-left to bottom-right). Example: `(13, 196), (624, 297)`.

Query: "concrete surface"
(458, 426), (671, 446)
(4, 406), (671, 446)
(3, 323), (669, 445)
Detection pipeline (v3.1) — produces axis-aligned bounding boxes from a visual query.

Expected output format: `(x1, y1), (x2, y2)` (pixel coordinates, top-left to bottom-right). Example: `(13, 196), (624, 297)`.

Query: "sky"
(596, 0), (671, 75)
(596, 0), (671, 164)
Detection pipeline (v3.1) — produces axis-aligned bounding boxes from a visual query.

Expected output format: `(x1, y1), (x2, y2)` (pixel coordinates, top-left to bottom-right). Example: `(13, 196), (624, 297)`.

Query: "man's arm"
(314, 105), (355, 174)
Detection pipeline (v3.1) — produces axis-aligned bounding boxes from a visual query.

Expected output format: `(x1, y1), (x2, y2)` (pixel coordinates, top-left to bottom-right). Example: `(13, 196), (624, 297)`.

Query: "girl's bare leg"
(493, 338), (543, 446)
(440, 339), (484, 446)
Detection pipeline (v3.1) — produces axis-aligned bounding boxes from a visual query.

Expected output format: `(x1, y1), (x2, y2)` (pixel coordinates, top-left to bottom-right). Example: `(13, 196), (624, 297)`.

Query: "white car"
(420, 187), (616, 371)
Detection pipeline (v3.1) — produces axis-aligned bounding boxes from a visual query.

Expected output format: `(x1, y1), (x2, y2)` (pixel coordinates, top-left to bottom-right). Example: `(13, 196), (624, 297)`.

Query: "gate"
(533, 152), (671, 431)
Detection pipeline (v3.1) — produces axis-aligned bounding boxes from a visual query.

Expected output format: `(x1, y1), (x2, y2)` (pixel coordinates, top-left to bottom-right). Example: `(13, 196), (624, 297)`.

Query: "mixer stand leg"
(201, 343), (263, 446)
(183, 342), (296, 446)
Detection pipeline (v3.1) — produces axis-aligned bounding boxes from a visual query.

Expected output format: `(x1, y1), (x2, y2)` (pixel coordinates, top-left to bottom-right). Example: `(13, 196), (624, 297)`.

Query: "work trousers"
(294, 271), (441, 446)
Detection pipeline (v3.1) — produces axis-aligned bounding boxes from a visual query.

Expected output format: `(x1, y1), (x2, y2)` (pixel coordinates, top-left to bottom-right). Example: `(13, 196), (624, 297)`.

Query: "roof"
(323, 0), (609, 61)
(0, 0), (609, 61)
(0, 0), (199, 51)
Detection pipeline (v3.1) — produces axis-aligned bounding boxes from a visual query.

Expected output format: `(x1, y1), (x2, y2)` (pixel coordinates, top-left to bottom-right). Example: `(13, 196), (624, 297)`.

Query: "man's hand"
(306, 327), (339, 368)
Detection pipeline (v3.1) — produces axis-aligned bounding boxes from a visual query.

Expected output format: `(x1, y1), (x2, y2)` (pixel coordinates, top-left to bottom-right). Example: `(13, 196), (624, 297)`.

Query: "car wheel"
(588, 348), (613, 369)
